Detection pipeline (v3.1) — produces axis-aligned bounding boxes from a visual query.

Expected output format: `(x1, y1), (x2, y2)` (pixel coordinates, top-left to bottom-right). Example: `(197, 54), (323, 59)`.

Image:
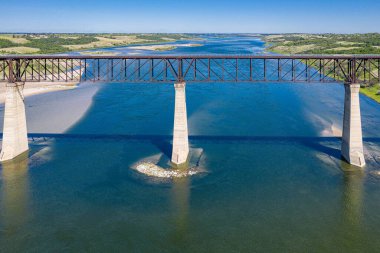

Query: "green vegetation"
(360, 85), (380, 103)
(23, 35), (98, 54)
(263, 33), (380, 54)
(0, 33), (197, 54)
(135, 33), (193, 42)
(154, 46), (176, 51)
(0, 38), (17, 48)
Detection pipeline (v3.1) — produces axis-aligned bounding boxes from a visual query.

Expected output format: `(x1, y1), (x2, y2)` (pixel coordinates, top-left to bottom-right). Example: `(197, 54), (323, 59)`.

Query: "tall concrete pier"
(0, 83), (29, 162)
(171, 82), (189, 165)
(341, 83), (365, 167)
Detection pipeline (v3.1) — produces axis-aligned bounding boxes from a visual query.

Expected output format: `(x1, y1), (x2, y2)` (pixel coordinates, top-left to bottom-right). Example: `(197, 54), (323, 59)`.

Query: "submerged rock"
(134, 162), (199, 178)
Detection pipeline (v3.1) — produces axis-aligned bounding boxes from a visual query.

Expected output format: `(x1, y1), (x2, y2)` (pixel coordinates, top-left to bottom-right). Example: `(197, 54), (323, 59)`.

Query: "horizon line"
(1, 32), (380, 35)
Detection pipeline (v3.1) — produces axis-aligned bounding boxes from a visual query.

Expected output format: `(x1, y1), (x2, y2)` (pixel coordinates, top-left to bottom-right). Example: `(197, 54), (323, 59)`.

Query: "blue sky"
(1, 0), (380, 33)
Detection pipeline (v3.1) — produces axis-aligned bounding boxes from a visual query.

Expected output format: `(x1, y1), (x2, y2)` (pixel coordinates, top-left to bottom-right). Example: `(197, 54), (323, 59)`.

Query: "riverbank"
(127, 43), (203, 51)
(0, 82), (78, 104)
(262, 34), (380, 54)
(0, 34), (199, 54)
(77, 43), (203, 55)
(360, 85), (380, 103)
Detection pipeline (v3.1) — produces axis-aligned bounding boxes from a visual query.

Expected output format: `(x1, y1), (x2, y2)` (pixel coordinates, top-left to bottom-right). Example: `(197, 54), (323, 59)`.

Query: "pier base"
(171, 82), (189, 165)
(0, 82), (29, 162)
(341, 83), (365, 167)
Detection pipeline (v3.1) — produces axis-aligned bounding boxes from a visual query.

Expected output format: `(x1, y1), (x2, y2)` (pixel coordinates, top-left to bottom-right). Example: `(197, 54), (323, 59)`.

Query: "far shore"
(127, 43), (203, 51)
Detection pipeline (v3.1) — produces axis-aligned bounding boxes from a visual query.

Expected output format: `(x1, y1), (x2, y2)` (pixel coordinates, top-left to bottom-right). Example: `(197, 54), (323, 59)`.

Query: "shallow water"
(1, 36), (380, 252)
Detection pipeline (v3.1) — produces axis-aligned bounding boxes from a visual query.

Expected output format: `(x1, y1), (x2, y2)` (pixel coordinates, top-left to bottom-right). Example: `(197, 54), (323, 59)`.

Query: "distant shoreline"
(0, 33), (200, 55)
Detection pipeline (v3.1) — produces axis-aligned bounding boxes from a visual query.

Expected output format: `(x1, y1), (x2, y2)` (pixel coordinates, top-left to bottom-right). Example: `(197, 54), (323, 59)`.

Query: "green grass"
(154, 46), (176, 51)
(0, 33), (197, 54)
(0, 38), (17, 48)
(360, 85), (380, 103)
(263, 33), (380, 54)
(23, 35), (99, 54)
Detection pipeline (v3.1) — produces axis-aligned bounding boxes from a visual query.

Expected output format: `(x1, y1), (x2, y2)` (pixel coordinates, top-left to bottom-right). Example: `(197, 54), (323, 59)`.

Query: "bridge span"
(1, 55), (380, 167)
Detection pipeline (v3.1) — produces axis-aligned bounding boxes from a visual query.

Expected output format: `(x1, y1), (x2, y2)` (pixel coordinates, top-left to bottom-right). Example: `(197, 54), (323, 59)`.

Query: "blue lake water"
(1, 35), (380, 252)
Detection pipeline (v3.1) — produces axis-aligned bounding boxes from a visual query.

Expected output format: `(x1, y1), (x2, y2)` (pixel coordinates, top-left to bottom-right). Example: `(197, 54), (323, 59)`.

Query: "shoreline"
(77, 42), (203, 55)
(0, 34), (198, 55)
(0, 82), (78, 104)
(127, 43), (203, 51)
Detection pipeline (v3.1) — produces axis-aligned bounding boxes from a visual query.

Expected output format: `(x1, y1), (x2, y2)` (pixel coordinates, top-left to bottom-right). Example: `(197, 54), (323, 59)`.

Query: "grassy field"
(262, 33), (380, 103)
(0, 33), (196, 54)
(361, 85), (380, 103)
(262, 33), (380, 54)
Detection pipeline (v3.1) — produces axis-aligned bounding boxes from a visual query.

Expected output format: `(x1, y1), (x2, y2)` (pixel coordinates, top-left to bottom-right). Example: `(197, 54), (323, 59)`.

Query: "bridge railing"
(0, 55), (379, 84)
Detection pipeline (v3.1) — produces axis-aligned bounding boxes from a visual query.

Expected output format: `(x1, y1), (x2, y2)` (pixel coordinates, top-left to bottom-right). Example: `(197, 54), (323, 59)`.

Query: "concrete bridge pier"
(341, 83), (365, 167)
(171, 82), (189, 166)
(0, 82), (29, 162)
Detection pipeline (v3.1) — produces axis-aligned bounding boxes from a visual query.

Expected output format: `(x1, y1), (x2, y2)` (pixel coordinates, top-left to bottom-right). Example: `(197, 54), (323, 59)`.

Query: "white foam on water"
(131, 148), (206, 178)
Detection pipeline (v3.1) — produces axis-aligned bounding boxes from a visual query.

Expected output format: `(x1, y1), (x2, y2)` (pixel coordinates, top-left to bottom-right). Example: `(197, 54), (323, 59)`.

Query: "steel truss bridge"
(0, 54), (378, 167)
(0, 55), (380, 84)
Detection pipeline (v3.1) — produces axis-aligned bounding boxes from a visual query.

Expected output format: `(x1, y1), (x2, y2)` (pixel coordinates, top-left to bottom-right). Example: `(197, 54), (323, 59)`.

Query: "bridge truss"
(0, 55), (379, 84)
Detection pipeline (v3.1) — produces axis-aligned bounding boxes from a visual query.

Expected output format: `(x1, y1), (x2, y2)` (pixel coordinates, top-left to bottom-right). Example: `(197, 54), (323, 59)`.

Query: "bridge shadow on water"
(22, 83), (380, 169)
(27, 133), (380, 161)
